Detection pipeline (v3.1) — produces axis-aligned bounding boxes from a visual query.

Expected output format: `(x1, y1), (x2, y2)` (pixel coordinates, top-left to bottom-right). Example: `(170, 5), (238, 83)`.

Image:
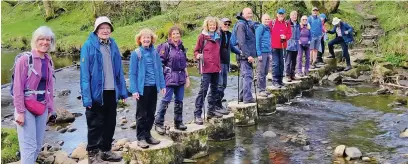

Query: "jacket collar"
(88, 32), (114, 48)
(167, 39), (183, 47)
(201, 30), (220, 40)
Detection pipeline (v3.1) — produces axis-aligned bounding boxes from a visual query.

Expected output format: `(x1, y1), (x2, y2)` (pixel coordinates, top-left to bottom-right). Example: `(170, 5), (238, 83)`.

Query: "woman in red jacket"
(193, 16), (223, 125)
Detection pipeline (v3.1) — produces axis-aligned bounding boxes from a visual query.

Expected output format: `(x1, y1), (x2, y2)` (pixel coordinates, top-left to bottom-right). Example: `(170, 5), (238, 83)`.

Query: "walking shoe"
(137, 140), (149, 149)
(265, 90), (272, 96)
(222, 99), (227, 102)
(296, 73), (304, 77)
(317, 61), (325, 66)
(215, 106), (230, 115)
(290, 76), (298, 81)
(100, 150), (122, 162)
(327, 55), (335, 59)
(344, 66), (352, 71)
(88, 150), (107, 164)
(194, 116), (203, 125)
(310, 64), (316, 69)
(146, 137), (160, 145)
(285, 76), (292, 82)
(258, 91), (268, 97)
(154, 124), (166, 135)
(175, 123), (187, 131)
(243, 99), (256, 104)
(207, 111), (223, 118)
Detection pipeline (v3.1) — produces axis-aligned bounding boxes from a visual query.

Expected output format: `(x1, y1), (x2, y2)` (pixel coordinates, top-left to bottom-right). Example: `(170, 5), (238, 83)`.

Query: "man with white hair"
(255, 13), (272, 97)
(327, 17), (354, 71)
(80, 16), (128, 163)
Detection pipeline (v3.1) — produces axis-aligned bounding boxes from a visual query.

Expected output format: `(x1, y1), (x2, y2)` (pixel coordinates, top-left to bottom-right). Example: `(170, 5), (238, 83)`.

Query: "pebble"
(67, 127), (77, 132)
(57, 140), (64, 146)
(58, 128), (68, 133)
(130, 122), (136, 129)
(326, 146), (332, 150)
(121, 119), (128, 124)
(321, 140), (329, 144)
(302, 145), (311, 151)
(362, 157), (370, 161)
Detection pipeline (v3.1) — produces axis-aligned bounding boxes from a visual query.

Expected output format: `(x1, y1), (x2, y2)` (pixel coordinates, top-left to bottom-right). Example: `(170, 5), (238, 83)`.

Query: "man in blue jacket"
(308, 7), (323, 69)
(237, 8), (257, 104)
(255, 13), (272, 97)
(80, 16), (128, 163)
(327, 17), (354, 71)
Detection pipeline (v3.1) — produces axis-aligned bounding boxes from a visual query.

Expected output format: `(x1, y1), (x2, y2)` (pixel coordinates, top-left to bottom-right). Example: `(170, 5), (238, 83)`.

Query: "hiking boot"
(146, 137), (160, 145)
(215, 106), (230, 115)
(100, 150), (122, 162)
(154, 124), (166, 135)
(244, 99), (256, 104)
(327, 55), (335, 59)
(290, 76), (298, 81)
(207, 111), (223, 118)
(88, 150), (107, 164)
(194, 116), (203, 125)
(344, 66), (352, 71)
(137, 140), (149, 149)
(175, 123), (187, 131)
(316, 61), (325, 65)
(258, 91), (268, 97)
(285, 76), (292, 82)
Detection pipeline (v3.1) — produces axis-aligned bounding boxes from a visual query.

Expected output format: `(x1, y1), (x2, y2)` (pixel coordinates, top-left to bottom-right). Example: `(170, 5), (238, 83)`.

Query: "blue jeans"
(257, 52), (271, 92)
(156, 85), (185, 126)
(217, 64), (229, 107)
(239, 60), (254, 102)
(195, 73), (219, 117)
(272, 49), (285, 84)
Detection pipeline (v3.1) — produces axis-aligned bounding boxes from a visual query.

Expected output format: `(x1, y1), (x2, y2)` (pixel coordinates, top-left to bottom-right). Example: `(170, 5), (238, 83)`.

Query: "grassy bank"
(1, 128), (19, 163)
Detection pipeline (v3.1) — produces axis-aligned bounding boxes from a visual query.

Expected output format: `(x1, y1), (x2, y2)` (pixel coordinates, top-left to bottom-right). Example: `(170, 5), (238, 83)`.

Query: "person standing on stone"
(297, 15), (312, 77)
(194, 16), (223, 125)
(285, 11), (300, 82)
(13, 26), (56, 164)
(216, 18), (241, 110)
(316, 13), (328, 65)
(255, 14), (272, 97)
(236, 8), (257, 103)
(129, 28), (166, 148)
(308, 7), (323, 69)
(154, 26), (189, 134)
(327, 17), (354, 71)
(80, 16), (128, 163)
(269, 8), (292, 88)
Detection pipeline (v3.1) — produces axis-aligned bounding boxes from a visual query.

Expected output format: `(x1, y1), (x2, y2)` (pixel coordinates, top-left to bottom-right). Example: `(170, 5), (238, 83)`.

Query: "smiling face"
(141, 34), (152, 47)
(290, 11), (298, 22)
(312, 9), (319, 16)
(36, 36), (51, 53)
(261, 14), (271, 26)
(96, 23), (112, 40)
(277, 13), (285, 21)
(301, 16), (308, 25)
(222, 22), (231, 31)
(170, 29), (181, 42)
(208, 21), (217, 32)
(243, 8), (253, 21)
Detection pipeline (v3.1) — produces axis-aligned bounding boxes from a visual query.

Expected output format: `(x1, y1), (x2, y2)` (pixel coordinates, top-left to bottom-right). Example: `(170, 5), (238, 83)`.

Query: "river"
(1, 50), (407, 163)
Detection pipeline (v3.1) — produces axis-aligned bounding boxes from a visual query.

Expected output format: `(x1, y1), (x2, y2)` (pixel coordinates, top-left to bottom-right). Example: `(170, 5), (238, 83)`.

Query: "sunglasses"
(224, 23), (231, 26)
(302, 19), (308, 20)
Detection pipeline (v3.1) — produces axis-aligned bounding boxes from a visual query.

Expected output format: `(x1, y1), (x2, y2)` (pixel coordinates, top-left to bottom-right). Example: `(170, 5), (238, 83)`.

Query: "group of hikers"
(11, 5), (354, 164)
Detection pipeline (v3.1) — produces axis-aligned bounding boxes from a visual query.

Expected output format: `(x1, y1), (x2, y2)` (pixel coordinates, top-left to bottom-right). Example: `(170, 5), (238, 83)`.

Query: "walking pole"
(251, 60), (259, 118)
(281, 39), (286, 77)
(237, 60), (240, 104)
(199, 55), (206, 122)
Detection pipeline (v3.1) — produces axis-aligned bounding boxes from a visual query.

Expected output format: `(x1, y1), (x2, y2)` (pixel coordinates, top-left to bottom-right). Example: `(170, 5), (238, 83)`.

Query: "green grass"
(1, 128), (20, 163)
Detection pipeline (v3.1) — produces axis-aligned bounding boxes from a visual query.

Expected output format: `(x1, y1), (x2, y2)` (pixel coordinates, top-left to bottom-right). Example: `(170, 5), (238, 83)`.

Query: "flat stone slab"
(206, 112), (235, 141)
(227, 101), (257, 126)
(128, 137), (182, 164)
(168, 124), (208, 159)
(252, 93), (276, 116)
(266, 80), (302, 104)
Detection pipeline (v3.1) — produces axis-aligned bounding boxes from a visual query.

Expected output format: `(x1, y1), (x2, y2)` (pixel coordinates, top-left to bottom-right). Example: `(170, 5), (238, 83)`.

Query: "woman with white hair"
(12, 26), (56, 163)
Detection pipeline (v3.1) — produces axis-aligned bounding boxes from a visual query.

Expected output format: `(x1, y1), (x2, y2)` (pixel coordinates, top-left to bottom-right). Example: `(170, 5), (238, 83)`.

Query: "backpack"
(270, 19), (288, 30)
(9, 52), (54, 96)
(230, 20), (256, 47)
(156, 42), (187, 66)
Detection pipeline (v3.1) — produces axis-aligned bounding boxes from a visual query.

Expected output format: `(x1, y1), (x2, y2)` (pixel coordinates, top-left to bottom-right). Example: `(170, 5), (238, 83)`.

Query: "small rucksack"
(9, 52), (54, 96)
(231, 20), (258, 47)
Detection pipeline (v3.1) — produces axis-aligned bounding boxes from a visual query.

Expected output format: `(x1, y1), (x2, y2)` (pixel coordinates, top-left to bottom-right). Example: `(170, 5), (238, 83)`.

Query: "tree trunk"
(43, 0), (54, 21)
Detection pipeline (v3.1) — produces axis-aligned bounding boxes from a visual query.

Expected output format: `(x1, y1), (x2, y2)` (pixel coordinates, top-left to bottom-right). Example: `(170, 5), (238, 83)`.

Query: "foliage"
(1, 128), (20, 163)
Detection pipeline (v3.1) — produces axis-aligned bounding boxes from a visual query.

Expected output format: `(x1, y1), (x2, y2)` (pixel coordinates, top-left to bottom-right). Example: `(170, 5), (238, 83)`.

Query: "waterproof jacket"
(286, 20), (300, 51)
(13, 51), (55, 114)
(308, 15), (323, 38)
(220, 30), (241, 64)
(328, 22), (354, 43)
(80, 32), (128, 108)
(269, 18), (292, 49)
(299, 24), (312, 46)
(129, 46), (165, 96)
(236, 15), (257, 60)
(193, 31), (221, 73)
(255, 24), (272, 56)
(159, 39), (187, 86)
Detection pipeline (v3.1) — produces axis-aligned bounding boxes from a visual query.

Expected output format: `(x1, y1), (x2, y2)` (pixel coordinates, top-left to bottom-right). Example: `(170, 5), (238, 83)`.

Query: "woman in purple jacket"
(154, 26), (190, 134)
(13, 26), (55, 164)
(297, 16), (312, 77)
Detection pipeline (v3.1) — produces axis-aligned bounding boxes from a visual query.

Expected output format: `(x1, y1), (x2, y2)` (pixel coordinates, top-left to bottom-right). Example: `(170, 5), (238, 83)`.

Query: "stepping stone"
(206, 112), (235, 141)
(296, 75), (315, 90)
(128, 137), (182, 164)
(252, 93), (276, 116)
(168, 124), (208, 159)
(266, 80), (302, 104)
(227, 101), (257, 126)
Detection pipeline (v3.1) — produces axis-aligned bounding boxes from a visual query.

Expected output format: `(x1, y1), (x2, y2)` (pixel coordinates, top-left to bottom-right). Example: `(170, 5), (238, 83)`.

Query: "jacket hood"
(201, 30), (220, 41)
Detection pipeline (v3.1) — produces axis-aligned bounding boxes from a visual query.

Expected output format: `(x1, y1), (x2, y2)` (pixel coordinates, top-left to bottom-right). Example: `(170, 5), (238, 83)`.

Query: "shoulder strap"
(26, 52), (37, 77)
(135, 48), (142, 59)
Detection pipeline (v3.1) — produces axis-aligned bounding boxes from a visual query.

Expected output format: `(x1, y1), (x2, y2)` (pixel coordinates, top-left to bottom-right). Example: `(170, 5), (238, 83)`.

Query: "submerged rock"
(362, 157), (370, 161)
(262, 131), (277, 138)
(345, 147), (362, 159)
(335, 85), (359, 96)
(57, 89), (71, 97)
(328, 73), (342, 84)
(55, 108), (75, 123)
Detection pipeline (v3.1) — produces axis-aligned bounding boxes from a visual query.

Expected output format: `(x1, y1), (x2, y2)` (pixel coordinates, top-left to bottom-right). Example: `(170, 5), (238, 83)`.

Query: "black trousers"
(317, 37), (325, 62)
(136, 86), (158, 140)
(86, 90), (117, 152)
(285, 50), (298, 77)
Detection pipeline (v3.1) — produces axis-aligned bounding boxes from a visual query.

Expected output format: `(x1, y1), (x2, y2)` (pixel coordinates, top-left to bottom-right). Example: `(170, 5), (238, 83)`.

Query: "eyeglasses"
(224, 23), (231, 26)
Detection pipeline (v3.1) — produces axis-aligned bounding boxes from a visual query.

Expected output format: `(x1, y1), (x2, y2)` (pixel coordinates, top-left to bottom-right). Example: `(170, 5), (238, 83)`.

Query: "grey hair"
(31, 26), (56, 52)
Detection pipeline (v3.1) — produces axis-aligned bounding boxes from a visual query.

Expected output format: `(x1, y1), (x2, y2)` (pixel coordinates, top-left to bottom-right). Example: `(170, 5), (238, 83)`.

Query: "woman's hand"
(15, 113), (24, 126)
(132, 93), (140, 100)
(161, 88), (166, 96)
(185, 77), (191, 88)
(196, 54), (203, 60)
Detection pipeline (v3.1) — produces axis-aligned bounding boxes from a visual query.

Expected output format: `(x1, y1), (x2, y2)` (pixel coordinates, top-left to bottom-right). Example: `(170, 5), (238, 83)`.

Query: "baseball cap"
(312, 7), (319, 11)
(277, 8), (285, 14)
(221, 18), (232, 23)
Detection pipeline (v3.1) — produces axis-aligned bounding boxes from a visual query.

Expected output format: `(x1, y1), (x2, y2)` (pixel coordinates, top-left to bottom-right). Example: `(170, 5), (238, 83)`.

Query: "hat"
(221, 18), (231, 23)
(312, 7), (319, 11)
(277, 8), (285, 14)
(94, 16), (114, 33)
(332, 17), (341, 25)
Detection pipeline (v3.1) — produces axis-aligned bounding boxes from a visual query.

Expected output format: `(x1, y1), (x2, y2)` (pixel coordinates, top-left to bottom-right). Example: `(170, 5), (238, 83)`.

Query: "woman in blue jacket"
(129, 28), (166, 149)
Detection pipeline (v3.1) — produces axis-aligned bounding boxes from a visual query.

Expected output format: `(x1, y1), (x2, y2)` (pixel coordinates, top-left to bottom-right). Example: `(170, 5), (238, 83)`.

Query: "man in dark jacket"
(80, 16), (128, 163)
(236, 8), (257, 104)
(216, 18), (241, 110)
(327, 17), (353, 71)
